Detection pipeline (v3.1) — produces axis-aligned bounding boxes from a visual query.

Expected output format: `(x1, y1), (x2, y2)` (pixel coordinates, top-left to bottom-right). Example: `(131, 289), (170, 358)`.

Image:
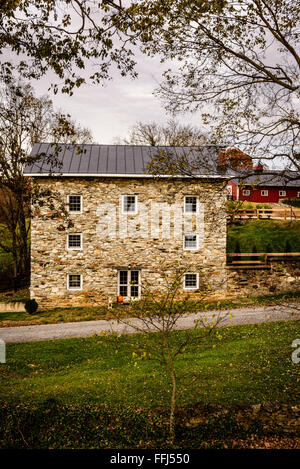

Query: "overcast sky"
(31, 51), (202, 145)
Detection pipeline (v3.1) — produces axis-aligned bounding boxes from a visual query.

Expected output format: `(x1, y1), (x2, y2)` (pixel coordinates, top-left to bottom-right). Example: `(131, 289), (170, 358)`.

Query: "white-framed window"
(118, 270), (140, 298)
(261, 190), (268, 196)
(122, 195), (138, 214)
(67, 233), (82, 250)
(184, 273), (199, 290)
(243, 189), (250, 196)
(184, 196), (198, 214)
(297, 191), (300, 197)
(67, 274), (82, 290)
(183, 234), (198, 250)
(279, 190), (286, 197)
(67, 195), (82, 213)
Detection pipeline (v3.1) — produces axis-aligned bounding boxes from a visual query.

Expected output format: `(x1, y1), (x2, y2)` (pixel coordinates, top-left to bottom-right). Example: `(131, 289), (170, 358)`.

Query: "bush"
(25, 299), (38, 315)
(281, 197), (300, 208)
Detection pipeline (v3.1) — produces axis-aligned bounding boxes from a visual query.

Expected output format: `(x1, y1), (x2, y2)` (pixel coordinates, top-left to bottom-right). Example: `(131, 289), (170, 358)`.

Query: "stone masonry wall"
(30, 177), (227, 308)
(227, 260), (300, 297)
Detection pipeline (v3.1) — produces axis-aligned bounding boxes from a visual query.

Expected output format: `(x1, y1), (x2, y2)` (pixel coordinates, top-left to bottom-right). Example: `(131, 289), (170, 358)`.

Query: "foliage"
(106, 268), (226, 443)
(24, 299), (38, 315)
(226, 199), (246, 223)
(0, 0), (137, 94)
(0, 81), (94, 289)
(112, 0), (300, 177)
(281, 197), (300, 208)
(227, 220), (300, 253)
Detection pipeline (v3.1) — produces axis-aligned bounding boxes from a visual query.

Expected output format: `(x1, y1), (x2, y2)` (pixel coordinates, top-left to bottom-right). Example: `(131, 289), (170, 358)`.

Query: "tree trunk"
(169, 357), (176, 445)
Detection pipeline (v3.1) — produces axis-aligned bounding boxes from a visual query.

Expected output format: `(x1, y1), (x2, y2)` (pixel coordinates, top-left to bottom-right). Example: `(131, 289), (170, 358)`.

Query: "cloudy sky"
(32, 50), (202, 145)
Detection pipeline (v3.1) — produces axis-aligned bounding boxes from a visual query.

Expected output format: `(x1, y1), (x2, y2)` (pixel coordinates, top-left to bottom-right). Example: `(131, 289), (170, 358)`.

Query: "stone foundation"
(227, 259), (300, 297)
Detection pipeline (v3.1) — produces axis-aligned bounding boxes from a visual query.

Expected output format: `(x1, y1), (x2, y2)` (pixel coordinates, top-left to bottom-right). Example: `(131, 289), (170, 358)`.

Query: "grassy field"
(227, 219), (300, 253)
(1, 320), (299, 407)
(0, 320), (299, 448)
(1, 290), (300, 327)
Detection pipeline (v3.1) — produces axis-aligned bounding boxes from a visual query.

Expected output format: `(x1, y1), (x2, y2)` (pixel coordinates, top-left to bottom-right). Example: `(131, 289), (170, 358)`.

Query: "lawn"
(0, 320), (299, 448)
(227, 219), (300, 253)
(1, 320), (299, 407)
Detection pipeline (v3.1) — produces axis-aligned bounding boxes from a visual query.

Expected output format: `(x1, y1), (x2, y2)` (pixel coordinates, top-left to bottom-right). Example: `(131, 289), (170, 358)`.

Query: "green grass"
(0, 320), (299, 448)
(1, 320), (299, 407)
(227, 219), (300, 253)
(1, 290), (300, 327)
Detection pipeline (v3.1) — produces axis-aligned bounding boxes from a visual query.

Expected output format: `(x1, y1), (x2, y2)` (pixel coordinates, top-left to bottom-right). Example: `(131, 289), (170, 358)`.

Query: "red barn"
(228, 170), (300, 203)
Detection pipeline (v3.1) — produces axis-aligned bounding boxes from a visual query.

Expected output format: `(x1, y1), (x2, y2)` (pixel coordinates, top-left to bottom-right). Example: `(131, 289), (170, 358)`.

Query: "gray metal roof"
(24, 143), (229, 178)
(231, 171), (300, 187)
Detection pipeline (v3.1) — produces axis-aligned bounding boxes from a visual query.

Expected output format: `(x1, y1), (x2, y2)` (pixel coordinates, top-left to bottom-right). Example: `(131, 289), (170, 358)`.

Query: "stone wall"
(227, 259), (300, 297)
(30, 177), (227, 308)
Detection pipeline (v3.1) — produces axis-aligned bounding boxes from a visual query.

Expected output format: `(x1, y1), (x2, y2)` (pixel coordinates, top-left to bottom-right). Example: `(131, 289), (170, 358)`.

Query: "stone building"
(24, 144), (229, 308)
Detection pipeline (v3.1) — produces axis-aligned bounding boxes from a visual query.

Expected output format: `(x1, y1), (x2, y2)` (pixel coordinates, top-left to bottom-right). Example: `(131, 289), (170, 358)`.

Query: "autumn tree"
(0, 0), (139, 94)
(115, 119), (207, 146)
(110, 0), (300, 180)
(0, 81), (94, 290)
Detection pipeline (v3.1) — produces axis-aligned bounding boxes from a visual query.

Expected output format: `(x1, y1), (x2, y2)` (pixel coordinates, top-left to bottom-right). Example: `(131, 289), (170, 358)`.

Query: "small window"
(184, 196), (198, 213)
(279, 190), (286, 197)
(184, 234), (198, 250)
(184, 273), (199, 290)
(118, 270), (140, 298)
(67, 233), (82, 250)
(68, 195), (82, 213)
(297, 191), (300, 197)
(261, 190), (268, 196)
(67, 274), (82, 290)
(243, 189), (250, 196)
(122, 195), (137, 214)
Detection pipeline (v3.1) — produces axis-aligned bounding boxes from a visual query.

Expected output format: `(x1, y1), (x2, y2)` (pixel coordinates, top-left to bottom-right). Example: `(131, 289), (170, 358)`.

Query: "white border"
(183, 234), (199, 251)
(118, 269), (141, 300)
(67, 233), (83, 250)
(183, 273), (199, 290)
(243, 189), (250, 196)
(261, 190), (269, 196)
(279, 190), (286, 197)
(67, 274), (83, 291)
(121, 195), (138, 215)
(67, 194), (82, 214)
(184, 195), (199, 214)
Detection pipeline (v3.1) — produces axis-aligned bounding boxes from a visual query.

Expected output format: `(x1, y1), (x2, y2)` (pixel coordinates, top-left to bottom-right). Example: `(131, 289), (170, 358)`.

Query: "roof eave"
(23, 172), (231, 179)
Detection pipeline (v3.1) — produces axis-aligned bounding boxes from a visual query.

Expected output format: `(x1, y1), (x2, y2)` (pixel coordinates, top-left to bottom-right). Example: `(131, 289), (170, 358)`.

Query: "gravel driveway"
(0, 304), (299, 343)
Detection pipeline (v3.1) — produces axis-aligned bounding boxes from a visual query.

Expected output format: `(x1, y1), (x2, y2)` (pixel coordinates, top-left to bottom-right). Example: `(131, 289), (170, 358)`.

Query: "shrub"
(284, 240), (292, 253)
(281, 197), (300, 208)
(25, 299), (38, 315)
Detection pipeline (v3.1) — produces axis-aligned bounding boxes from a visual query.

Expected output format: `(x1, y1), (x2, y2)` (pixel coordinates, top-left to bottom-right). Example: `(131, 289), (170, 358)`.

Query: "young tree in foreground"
(105, 268), (227, 444)
(0, 81), (94, 289)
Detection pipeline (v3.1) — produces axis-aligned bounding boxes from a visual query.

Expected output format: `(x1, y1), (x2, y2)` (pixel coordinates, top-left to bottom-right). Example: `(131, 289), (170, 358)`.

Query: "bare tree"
(115, 119), (207, 146)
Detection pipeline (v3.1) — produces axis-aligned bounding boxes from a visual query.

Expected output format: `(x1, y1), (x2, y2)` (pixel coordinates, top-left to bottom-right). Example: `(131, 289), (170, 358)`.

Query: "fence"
(227, 252), (300, 268)
(234, 208), (300, 220)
